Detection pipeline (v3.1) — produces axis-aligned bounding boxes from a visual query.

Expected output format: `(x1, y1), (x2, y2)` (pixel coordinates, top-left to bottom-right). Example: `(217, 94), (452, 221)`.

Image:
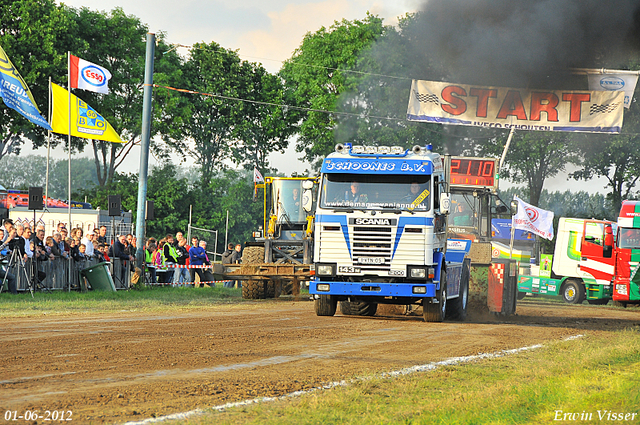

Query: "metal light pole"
(135, 33), (155, 271)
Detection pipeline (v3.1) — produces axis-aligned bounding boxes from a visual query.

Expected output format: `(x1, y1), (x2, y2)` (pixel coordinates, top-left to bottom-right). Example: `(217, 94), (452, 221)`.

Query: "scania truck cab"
(309, 144), (471, 322)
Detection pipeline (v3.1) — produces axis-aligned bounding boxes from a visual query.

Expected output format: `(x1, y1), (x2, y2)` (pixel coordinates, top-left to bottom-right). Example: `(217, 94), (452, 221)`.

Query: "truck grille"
(352, 226), (392, 271)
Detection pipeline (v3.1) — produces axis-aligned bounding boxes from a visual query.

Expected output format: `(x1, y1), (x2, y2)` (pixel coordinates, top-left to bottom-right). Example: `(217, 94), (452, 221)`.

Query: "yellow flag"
(50, 82), (123, 143)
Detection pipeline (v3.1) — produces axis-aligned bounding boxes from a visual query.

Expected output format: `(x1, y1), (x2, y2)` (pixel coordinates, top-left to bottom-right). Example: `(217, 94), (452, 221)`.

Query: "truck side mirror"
(302, 189), (313, 212)
(440, 193), (450, 214)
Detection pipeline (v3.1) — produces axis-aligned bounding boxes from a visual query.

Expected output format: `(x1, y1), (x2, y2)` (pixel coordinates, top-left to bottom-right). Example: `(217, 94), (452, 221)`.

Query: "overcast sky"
(58, 0), (418, 74)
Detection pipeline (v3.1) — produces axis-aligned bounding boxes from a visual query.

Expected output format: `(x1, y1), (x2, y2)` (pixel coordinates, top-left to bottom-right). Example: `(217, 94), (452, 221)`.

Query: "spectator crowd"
(0, 218), (243, 294)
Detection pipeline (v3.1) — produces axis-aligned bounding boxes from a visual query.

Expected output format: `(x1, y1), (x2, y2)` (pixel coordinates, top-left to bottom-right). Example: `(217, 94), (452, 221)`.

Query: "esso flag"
(70, 55), (112, 94)
(512, 196), (554, 240)
(407, 79), (624, 134)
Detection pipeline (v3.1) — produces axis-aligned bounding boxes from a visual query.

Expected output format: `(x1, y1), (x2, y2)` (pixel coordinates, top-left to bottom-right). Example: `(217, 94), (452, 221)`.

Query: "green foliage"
(74, 166), (263, 251)
(570, 90), (640, 213)
(481, 131), (579, 206)
(59, 6), (183, 185)
(167, 42), (294, 185)
(279, 14), (387, 168)
(0, 155), (98, 198)
(0, 0), (74, 158)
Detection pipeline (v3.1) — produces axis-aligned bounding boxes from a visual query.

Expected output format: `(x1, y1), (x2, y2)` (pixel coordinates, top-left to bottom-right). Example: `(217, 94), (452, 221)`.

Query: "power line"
(165, 43), (413, 81)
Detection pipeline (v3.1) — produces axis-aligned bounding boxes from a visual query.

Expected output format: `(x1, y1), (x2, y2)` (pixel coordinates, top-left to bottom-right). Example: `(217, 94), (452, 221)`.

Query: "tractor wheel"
(423, 267), (447, 322)
(265, 279), (282, 298)
(587, 298), (609, 305)
(315, 295), (337, 316)
(243, 246), (265, 264)
(446, 261), (469, 321)
(242, 279), (265, 299)
(561, 279), (585, 304)
(339, 301), (377, 316)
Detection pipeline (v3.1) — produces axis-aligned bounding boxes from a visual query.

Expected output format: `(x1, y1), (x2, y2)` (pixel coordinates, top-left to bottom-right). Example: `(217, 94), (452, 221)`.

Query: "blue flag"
(0, 44), (52, 131)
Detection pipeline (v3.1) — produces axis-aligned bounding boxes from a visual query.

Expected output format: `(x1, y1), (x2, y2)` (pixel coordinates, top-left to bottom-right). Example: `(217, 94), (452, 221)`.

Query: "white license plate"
(357, 257), (385, 265)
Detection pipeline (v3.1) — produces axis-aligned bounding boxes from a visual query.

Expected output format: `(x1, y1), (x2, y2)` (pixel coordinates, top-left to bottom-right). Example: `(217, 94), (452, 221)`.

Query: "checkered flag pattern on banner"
(590, 103), (620, 115)
(413, 90), (440, 105)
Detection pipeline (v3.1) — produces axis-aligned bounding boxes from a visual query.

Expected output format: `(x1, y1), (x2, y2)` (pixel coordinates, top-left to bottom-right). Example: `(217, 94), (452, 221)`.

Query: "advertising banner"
(587, 73), (638, 109)
(407, 79), (624, 134)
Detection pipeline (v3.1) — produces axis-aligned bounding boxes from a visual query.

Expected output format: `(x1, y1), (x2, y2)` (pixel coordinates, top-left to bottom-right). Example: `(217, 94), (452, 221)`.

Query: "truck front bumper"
(310, 279), (437, 298)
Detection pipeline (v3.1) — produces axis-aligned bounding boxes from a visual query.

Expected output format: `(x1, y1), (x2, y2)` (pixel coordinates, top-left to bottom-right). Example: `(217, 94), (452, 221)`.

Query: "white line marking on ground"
(123, 334), (585, 425)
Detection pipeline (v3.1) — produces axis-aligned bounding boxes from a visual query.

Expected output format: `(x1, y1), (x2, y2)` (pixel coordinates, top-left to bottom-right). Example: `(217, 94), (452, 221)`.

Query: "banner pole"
(46, 77), (52, 208)
(67, 51), (72, 291)
(499, 127), (515, 172)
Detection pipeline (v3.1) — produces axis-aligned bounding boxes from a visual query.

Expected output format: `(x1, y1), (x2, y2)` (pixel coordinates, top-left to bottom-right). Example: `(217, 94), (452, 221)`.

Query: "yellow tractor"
(241, 176), (318, 299)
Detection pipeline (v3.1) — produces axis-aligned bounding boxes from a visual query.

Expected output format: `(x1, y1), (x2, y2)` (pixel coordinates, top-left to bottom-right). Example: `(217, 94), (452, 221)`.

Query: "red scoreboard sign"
(449, 157), (498, 190)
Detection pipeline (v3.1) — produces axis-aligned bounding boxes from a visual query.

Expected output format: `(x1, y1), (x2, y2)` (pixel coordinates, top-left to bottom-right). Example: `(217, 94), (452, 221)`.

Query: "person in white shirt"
(81, 232), (95, 257)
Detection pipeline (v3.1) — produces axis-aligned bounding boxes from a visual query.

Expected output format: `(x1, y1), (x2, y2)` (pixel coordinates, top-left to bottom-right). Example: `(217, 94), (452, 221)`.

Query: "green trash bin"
(80, 262), (117, 292)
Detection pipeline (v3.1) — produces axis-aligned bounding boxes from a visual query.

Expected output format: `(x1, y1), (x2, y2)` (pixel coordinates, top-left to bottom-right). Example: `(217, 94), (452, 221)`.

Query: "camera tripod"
(0, 248), (34, 297)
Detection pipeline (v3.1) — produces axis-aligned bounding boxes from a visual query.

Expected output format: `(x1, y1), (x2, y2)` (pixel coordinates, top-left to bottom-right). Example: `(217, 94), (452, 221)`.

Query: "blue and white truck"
(309, 144), (472, 322)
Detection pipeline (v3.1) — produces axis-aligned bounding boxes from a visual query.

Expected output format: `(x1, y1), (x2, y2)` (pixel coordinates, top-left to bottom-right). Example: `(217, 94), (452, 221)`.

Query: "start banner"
(407, 79), (624, 134)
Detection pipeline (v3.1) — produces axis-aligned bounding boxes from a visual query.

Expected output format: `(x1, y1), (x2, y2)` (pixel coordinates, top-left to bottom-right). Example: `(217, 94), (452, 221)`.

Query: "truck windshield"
(320, 174), (431, 211)
(271, 179), (305, 223)
(618, 228), (640, 249)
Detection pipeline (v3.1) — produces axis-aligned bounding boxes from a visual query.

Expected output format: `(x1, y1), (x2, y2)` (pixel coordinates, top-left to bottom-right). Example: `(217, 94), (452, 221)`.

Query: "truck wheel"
(242, 279), (265, 299)
(446, 261), (469, 321)
(243, 246), (265, 264)
(315, 295), (337, 316)
(340, 301), (377, 316)
(423, 269), (447, 322)
(561, 280), (585, 304)
(587, 298), (609, 305)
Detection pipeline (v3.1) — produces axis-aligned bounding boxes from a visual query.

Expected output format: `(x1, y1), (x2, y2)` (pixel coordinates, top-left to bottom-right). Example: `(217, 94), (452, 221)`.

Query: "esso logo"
(525, 207), (539, 222)
(599, 76), (625, 91)
(81, 65), (107, 87)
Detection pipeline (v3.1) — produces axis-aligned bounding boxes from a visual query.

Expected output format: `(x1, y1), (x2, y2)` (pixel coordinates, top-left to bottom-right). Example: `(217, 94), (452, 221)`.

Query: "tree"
(279, 14), (386, 168)
(482, 131), (578, 206)
(0, 0), (74, 161)
(168, 42), (292, 185)
(62, 6), (183, 186)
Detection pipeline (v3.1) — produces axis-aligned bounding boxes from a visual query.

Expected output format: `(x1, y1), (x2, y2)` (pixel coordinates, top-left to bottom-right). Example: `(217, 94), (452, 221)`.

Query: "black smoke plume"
(406, 0), (640, 88)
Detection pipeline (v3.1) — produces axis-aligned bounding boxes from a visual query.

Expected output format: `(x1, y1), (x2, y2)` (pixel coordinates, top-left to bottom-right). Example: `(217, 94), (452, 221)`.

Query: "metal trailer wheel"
(315, 295), (337, 316)
(242, 279), (266, 299)
(265, 279), (282, 298)
(561, 279), (585, 304)
(423, 268), (447, 322)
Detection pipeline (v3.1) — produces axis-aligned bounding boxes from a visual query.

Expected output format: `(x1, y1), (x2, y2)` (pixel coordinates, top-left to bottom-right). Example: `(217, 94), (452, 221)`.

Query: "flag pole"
(46, 77), (52, 208)
(67, 51), (72, 291)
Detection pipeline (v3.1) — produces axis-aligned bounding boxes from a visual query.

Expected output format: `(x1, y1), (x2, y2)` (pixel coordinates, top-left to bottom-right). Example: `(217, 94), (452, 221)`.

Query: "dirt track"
(1, 299), (639, 424)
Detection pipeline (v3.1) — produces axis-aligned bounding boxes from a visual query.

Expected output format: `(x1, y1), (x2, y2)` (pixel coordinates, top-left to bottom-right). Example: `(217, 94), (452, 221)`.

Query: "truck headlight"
(411, 268), (426, 278)
(316, 264), (335, 276)
(615, 284), (628, 296)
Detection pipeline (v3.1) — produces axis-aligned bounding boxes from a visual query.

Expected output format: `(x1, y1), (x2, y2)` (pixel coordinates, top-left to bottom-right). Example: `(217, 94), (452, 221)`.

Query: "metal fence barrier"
(3, 256), (131, 292)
